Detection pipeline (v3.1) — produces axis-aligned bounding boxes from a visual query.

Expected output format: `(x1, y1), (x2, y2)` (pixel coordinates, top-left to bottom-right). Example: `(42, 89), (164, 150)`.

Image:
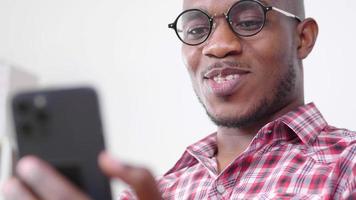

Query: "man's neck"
(215, 99), (304, 173)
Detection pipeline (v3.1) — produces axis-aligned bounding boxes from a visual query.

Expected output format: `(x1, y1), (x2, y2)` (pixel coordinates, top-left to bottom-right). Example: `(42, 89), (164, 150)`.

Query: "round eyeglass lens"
(176, 10), (211, 45)
(228, 1), (265, 36)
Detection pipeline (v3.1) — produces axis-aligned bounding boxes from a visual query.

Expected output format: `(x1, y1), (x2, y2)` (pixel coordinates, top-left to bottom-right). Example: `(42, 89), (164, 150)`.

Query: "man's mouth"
(213, 74), (239, 83)
(203, 67), (250, 97)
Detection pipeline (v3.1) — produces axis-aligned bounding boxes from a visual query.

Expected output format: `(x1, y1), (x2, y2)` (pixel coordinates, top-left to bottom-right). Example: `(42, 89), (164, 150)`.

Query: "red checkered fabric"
(120, 103), (356, 199)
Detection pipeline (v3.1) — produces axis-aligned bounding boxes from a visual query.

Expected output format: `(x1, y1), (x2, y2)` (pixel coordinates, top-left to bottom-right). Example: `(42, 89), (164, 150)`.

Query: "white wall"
(0, 0), (355, 197)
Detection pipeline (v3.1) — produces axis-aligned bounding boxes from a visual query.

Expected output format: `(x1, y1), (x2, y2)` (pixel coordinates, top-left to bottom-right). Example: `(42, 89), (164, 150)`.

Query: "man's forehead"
(182, 0), (304, 19)
(182, 0), (272, 10)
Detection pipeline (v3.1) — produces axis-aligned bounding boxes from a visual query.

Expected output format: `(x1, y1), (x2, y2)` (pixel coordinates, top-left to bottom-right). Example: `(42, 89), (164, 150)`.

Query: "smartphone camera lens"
(20, 122), (33, 136)
(36, 110), (49, 122)
(33, 95), (49, 123)
(34, 95), (47, 109)
(16, 101), (30, 114)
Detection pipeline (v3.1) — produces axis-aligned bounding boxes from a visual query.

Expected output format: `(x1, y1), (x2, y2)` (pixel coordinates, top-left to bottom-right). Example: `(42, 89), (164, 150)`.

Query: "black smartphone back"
(11, 87), (112, 200)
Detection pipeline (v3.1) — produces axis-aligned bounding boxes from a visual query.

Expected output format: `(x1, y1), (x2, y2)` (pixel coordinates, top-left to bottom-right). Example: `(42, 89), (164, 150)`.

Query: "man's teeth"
(226, 74), (236, 80)
(213, 74), (238, 83)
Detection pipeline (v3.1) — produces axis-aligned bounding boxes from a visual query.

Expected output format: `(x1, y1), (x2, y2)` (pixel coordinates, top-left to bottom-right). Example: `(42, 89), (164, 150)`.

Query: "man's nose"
(202, 20), (242, 58)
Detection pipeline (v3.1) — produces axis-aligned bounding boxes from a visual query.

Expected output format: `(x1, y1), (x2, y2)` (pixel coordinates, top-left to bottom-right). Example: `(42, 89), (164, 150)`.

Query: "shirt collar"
(278, 102), (328, 146)
(164, 133), (217, 175)
(165, 103), (328, 175)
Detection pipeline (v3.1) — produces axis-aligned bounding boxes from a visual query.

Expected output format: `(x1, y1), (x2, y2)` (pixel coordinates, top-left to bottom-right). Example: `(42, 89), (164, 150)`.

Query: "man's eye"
(185, 26), (210, 40)
(234, 20), (263, 30)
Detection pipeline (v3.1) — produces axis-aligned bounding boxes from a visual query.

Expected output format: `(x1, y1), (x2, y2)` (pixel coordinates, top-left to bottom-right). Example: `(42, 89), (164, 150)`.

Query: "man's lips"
(203, 67), (251, 97)
(203, 67), (250, 79)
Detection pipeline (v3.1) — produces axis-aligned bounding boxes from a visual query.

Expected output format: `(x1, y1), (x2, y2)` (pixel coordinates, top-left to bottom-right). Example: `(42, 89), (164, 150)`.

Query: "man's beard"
(197, 64), (296, 128)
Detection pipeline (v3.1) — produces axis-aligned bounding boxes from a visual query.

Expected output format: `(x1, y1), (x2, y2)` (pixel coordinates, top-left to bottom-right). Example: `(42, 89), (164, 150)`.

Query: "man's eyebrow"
(182, 6), (210, 15)
(258, 0), (270, 6)
(180, 10), (209, 24)
(183, 5), (208, 11)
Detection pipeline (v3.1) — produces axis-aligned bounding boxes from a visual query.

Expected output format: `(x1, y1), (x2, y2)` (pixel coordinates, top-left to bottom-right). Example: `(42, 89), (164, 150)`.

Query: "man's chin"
(206, 113), (254, 128)
(205, 99), (271, 129)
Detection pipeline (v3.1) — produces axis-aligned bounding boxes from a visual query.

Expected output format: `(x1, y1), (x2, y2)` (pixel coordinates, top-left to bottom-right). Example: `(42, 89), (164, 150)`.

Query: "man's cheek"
(182, 48), (201, 72)
(191, 79), (202, 96)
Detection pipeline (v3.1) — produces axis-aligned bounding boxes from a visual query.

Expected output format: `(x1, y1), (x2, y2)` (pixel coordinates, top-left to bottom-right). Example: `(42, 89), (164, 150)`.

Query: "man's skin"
(2, 0), (318, 199)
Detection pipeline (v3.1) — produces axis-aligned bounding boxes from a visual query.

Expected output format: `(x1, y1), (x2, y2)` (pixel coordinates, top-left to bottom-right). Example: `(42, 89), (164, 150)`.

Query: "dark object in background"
(11, 87), (112, 200)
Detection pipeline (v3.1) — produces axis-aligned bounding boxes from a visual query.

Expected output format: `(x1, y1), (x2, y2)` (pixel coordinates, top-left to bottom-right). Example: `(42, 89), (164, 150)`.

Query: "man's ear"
(297, 18), (319, 59)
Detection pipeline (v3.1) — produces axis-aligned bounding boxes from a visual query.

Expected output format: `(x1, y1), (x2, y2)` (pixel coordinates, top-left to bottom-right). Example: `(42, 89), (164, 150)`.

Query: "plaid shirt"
(120, 103), (356, 200)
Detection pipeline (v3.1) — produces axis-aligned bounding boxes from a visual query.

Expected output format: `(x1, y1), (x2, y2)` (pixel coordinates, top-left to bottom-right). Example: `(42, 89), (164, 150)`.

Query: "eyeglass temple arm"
(168, 23), (183, 33)
(271, 7), (302, 22)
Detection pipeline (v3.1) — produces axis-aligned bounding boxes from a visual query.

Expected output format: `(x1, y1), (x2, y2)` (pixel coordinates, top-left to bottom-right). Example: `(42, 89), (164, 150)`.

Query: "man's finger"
(16, 156), (90, 200)
(98, 152), (162, 200)
(2, 177), (39, 200)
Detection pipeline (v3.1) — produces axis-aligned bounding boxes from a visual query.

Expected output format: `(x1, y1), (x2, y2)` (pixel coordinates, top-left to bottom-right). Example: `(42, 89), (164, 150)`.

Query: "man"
(3, 0), (355, 199)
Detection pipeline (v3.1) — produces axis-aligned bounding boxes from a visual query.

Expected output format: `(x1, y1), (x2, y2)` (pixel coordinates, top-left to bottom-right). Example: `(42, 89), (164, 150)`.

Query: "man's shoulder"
(311, 124), (356, 164)
(318, 125), (356, 145)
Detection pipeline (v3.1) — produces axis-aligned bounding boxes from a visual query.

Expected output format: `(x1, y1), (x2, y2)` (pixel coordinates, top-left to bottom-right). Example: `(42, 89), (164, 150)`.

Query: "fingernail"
(16, 156), (42, 181)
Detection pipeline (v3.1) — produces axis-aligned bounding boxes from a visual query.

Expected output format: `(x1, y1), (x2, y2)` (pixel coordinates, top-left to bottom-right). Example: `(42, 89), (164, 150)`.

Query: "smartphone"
(11, 87), (112, 200)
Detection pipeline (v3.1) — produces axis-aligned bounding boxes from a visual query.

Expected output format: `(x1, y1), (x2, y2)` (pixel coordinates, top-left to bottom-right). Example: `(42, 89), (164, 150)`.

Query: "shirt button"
(216, 184), (225, 194)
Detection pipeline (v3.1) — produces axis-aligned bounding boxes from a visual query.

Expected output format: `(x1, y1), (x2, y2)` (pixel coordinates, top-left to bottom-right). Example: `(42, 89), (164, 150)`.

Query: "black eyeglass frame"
(168, 0), (302, 46)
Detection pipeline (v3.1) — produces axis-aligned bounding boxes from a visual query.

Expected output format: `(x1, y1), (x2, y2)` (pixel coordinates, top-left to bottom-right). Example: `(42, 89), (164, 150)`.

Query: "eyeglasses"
(168, 0), (301, 46)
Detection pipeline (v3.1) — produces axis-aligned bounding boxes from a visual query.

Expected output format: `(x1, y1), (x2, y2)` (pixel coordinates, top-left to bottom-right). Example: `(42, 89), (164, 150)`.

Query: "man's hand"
(99, 152), (162, 200)
(2, 153), (162, 200)
(2, 156), (90, 200)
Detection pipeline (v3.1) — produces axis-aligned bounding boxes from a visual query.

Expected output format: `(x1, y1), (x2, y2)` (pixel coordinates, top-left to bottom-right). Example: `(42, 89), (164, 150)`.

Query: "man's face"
(182, 0), (302, 128)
